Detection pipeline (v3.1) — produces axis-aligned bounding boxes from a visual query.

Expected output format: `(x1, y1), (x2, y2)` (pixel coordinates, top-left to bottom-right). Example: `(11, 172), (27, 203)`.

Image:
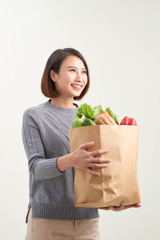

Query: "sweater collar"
(44, 99), (79, 113)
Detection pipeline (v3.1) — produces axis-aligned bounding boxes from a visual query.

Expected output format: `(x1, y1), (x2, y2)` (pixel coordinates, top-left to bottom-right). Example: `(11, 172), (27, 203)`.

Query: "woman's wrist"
(57, 152), (75, 172)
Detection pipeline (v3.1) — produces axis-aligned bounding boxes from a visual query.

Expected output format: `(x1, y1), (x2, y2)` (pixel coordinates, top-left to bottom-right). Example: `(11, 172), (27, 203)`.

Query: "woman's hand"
(71, 141), (111, 176)
(99, 202), (141, 212)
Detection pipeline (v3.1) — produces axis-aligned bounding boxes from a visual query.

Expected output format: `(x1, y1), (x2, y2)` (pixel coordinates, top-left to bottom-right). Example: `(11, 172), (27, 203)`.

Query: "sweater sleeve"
(22, 108), (64, 180)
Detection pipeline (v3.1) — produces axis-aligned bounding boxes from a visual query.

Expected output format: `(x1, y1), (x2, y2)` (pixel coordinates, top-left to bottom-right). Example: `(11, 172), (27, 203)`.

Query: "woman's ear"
(50, 70), (57, 83)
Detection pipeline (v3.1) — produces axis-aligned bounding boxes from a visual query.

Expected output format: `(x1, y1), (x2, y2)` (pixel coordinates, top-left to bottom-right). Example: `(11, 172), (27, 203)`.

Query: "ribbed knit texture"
(22, 99), (99, 222)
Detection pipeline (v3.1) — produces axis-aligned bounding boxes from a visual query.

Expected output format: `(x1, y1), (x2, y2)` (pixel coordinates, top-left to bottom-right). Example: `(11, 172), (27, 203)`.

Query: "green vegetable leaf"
(77, 103), (95, 120)
(93, 105), (103, 118)
(105, 107), (119, 124)
(75, 112), (83, 119)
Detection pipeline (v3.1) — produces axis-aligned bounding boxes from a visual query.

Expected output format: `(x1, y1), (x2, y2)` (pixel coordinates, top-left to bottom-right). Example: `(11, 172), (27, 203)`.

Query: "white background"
(0, 0), (160, 239)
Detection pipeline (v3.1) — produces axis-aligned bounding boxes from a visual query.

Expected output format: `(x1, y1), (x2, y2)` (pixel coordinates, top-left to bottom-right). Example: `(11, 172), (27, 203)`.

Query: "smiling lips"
(71, 84), (82, 90)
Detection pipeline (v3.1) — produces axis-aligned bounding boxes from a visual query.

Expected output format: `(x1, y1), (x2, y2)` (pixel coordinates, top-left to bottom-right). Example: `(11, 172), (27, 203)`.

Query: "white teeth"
(72, 84), (81, 88)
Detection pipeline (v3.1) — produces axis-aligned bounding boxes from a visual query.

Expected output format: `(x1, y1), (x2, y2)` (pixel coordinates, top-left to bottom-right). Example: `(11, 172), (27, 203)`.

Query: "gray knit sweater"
(22, 99), (99, 222)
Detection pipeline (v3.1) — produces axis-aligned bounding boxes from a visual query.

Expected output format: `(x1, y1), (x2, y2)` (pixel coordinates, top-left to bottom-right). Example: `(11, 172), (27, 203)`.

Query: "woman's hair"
(41, 48), (90, 100)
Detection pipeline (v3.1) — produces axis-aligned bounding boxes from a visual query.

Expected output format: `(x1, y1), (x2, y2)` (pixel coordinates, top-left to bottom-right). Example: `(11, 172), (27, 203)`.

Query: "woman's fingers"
(76, 143), (112, 174)
(89, 163), (108, 168)
(124, 203), (141, 209)
(85, 168), (101, 176)
(134, 203), (141, 207)
(79, 142), (110, 158)
(90, 157), (111, 163)
(119, 202), (125, 210)
(99, 202), (141, 211)
(90, 149), (110, 157)
(80, 141), (94, 150)
(99, 202), (124, 211)
(88, 158), (111, 168)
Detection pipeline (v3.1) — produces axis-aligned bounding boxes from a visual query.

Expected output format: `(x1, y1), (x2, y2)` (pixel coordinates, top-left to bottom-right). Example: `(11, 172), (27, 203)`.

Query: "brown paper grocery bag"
(69, 125), (141, 208)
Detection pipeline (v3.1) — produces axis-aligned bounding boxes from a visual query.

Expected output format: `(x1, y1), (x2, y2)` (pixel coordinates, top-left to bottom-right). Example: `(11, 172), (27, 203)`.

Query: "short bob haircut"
(41, 48), (90, 101)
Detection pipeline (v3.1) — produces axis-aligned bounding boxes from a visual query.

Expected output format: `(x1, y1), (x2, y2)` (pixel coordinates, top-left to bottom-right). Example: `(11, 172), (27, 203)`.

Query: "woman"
(22, 48), (140, 240)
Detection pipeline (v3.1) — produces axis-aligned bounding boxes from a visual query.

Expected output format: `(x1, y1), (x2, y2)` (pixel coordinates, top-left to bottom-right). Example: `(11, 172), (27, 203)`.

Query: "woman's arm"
(22, 108), (64, 180)
(22, 108), (111, 180)
(57, 142), (111, 176)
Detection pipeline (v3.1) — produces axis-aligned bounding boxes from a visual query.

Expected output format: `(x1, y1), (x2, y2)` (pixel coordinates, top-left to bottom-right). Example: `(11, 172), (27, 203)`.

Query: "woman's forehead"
(62, 55), (85, 68)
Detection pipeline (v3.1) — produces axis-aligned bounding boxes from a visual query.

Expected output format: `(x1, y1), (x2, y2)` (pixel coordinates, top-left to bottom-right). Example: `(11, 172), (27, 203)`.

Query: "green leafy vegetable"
(72, 103), (119, 128)
(76, 103), (94, 120)
(76, 103), (103, 120)
(93, 105), (103, 118)
(76, 112), (83, 118)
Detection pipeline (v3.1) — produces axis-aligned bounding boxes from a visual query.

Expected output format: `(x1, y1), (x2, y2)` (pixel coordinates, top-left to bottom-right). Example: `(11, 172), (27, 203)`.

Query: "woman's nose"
(76, 72), (83, 81)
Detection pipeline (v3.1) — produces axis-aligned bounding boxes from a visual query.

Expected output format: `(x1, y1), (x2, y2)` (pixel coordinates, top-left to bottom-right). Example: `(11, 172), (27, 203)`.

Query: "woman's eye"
(69, 69), (86, 74)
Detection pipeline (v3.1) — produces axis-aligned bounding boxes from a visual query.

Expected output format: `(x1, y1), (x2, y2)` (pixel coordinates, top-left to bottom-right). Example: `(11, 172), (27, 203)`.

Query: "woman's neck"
(50, 98), (77, 109)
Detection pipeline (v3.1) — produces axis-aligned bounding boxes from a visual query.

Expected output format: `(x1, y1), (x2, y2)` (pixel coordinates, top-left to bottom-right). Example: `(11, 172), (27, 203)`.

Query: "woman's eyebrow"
(67, 66), (86, 70)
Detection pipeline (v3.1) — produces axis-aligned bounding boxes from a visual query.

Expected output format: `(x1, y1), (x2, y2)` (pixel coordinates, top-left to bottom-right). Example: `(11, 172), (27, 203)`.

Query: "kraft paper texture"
(69, 125), (141, 208)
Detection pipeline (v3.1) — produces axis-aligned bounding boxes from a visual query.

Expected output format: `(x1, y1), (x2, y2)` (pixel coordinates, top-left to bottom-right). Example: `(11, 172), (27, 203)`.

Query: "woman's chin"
(71, 91), (82, 97)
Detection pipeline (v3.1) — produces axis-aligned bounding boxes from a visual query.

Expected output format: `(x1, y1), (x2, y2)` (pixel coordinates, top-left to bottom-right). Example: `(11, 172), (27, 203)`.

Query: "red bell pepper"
(120, 116), (137, 126)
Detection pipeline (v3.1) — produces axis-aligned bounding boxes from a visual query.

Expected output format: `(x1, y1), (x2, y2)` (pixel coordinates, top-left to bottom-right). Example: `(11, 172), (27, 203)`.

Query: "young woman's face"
(50, 55), (88, 99)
